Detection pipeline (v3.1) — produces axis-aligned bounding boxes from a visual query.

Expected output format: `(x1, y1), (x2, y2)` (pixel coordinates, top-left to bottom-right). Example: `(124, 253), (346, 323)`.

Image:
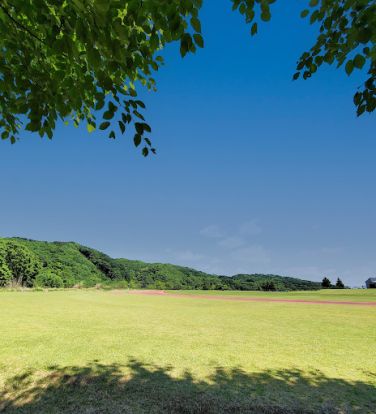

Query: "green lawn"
(168, 289), (376, 302)
(0, 290), (375, 413)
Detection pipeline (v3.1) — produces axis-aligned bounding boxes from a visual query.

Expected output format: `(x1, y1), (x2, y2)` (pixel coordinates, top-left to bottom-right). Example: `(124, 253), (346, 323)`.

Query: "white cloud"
(230, 245), (270, 265)
(173, 250), (205, 262)
(320, 247), (344, 255)
(199, 225), (224, 238)
(218, 236), (245, 249)
(238, 219), (262, 236)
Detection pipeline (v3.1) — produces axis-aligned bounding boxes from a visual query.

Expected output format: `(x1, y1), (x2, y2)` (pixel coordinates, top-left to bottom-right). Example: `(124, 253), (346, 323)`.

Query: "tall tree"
(0, 1), (374, 150)
(321, 277), (332, 288)
(335, 278), (345, 289)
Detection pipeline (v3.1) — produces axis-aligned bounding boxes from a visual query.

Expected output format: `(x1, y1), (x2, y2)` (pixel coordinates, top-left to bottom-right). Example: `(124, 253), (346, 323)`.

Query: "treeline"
(0, 238), (321, 291)
(321, 277), (346, 289)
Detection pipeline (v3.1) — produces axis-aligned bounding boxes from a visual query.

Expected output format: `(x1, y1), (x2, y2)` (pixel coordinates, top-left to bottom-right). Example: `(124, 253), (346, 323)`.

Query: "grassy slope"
(0, 290), (375, 413)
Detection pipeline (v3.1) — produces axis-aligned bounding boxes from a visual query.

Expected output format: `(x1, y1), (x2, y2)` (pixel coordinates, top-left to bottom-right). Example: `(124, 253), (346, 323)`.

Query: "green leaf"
(191, 17), (201, 33)
(133, 111), (145, 121)
(293, 72), (300, 80)
(134, 133), (142, 147)
(135, 122), (144, 134)
(87, 123), (96, 133)
(261, 10), (271, 22)
(99, 122), (110, 130)
(1, 131), (9, 140)
(300, 9), (309, 18)
(108, 101), (117, 112)
(103, 111), (114, 120)
(251, 23), (257, 36)
(118, 121), (125, 134)
(142, 123), (152, 133)
(345, 60), (354, 76)
(193, 34), (204, 48)
(353, 54), (365, 69)
(135, 100), (146, 109)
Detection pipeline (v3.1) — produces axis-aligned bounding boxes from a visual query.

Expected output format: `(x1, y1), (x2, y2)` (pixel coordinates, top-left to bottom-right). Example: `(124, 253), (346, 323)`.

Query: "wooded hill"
(0, 238), (321, 291)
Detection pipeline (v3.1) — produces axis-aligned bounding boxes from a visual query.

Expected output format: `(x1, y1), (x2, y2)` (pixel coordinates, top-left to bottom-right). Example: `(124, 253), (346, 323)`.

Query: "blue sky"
(0, 1), (375, 286)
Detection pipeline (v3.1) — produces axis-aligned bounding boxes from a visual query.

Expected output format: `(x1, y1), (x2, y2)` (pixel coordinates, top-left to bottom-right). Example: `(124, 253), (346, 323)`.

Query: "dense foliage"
(0, 237), (321, 290)
(34, 269), (64, 288)
(0, 1), (374, 148)
(0, 240), (41, 286)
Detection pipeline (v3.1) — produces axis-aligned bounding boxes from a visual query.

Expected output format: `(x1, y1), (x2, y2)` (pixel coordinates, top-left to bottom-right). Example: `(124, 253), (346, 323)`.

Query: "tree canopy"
(0, 240), (41, 286)
(0, 0), (374, 152)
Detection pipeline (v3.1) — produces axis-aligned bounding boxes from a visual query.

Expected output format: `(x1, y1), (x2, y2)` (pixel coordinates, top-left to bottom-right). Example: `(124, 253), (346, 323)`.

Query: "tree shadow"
(0, 360), (375, 414)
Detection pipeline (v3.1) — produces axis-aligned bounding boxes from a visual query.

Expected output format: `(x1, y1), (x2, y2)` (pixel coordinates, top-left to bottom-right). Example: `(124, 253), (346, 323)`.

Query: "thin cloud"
(173, 250), (205, 262)
(238, 219), (262, 236)
(218, 236), (245, 249)
(230, 245), (270, 265)
(199, 225), (224, 239)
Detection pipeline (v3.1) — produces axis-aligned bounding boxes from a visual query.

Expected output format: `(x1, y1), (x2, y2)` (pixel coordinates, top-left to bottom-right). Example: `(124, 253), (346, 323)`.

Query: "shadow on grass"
(0, 360), (375, 414)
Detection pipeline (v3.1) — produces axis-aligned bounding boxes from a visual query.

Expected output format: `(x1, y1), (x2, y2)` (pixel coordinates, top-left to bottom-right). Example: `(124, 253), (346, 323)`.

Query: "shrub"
(102, 280), (129, 289)
(61, 274), (75, 288)
(35, 270), (64, 288)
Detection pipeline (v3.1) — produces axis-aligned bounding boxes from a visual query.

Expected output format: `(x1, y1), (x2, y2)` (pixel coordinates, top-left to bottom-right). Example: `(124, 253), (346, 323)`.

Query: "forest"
(0, 238), (321, 291)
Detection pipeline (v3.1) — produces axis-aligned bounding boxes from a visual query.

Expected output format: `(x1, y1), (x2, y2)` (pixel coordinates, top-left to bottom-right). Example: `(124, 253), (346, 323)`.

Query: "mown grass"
(168, 289), (376, 302)
(0, 290), (375, 413)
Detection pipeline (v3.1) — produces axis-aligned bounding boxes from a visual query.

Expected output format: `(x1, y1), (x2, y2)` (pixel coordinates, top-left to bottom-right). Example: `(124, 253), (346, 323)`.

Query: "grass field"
(0, 290), (375, 413)
(168, 289), (376, 302)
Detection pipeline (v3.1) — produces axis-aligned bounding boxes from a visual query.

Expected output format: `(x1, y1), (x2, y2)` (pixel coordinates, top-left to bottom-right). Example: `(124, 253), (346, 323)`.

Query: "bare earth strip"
(127, 290), (376, 306)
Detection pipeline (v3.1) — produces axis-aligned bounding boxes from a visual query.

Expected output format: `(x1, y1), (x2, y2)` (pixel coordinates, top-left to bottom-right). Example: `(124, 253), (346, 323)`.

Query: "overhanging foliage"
(0, 1), (374, 152)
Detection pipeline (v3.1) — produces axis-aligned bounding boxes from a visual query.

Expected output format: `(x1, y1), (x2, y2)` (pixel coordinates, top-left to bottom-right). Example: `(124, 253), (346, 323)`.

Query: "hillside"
(0, 237), (321, 291)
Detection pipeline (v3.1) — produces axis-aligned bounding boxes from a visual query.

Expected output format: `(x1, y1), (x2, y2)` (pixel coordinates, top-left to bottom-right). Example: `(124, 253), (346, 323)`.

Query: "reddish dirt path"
(128, 290), (376, 306)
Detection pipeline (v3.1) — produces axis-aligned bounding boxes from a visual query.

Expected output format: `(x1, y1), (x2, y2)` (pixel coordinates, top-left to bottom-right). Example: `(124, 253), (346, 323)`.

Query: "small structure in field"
(365, 278), (376, 288)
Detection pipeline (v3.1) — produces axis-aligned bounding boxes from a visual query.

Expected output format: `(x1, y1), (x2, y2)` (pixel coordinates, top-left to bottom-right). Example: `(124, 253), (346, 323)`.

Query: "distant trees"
(321, 277), (332, 288)
(322, 277), (346, 289)
(0, 237), (323, 291)
(335, 278), (345, 289)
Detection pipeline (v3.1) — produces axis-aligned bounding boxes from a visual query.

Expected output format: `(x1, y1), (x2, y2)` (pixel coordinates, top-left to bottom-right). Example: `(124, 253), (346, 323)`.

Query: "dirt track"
(127, 290), (376, 306)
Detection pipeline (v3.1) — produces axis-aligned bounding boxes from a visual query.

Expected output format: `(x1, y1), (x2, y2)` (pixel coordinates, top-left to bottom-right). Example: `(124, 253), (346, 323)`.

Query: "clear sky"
(1, 1), (375, 287)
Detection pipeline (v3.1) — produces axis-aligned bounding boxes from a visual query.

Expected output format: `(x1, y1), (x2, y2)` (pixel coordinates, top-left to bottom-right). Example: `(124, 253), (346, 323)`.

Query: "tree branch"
(0, 3), (45, 44)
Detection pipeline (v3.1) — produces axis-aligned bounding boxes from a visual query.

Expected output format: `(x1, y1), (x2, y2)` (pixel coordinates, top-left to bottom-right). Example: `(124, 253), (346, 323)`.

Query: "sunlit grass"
(169, 289), (376, 302)
(0, 290), (375, 413)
